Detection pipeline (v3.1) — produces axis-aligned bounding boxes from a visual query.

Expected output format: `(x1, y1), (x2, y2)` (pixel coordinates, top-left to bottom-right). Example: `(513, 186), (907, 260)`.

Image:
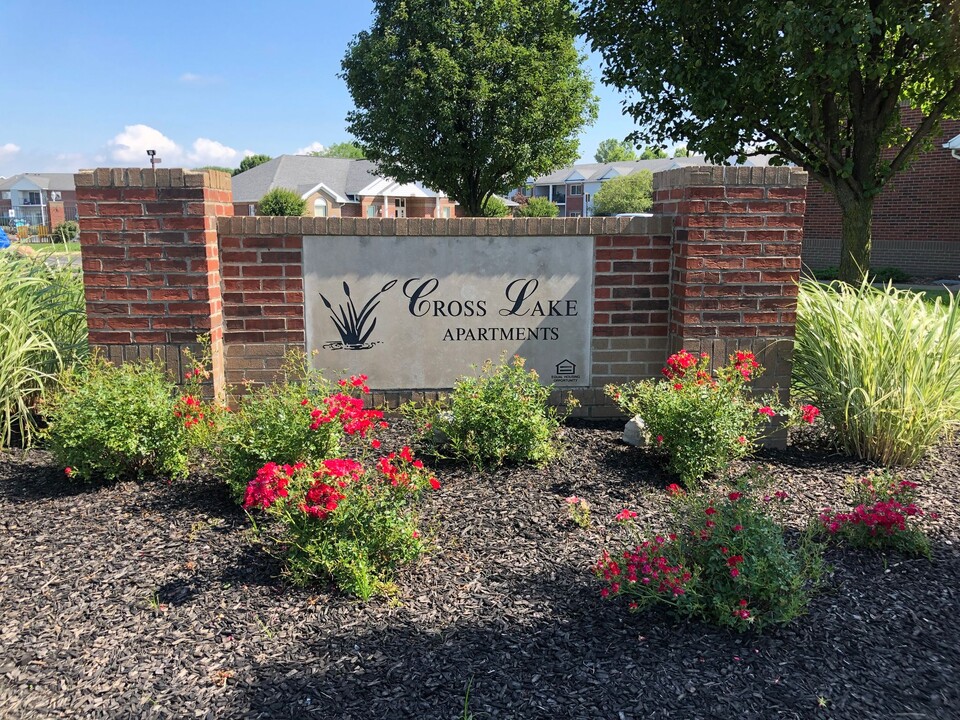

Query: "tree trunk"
(835, 190), (875, 284)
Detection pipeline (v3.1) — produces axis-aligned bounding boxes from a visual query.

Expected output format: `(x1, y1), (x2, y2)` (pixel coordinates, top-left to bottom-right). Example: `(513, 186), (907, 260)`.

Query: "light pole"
(146, 149), (161, 169)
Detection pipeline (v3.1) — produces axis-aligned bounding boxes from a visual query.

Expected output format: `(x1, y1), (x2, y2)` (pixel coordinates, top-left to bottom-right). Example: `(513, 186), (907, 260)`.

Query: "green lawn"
(916, 287), (957, 306)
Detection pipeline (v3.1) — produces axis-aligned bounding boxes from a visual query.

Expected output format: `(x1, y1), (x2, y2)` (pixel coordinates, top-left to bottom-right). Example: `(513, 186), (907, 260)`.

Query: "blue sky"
(0, 0), (645, 177)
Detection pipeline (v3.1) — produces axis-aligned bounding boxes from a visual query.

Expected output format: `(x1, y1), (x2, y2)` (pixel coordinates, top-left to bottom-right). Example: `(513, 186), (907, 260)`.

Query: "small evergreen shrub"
(43, 358), (187, 483)
(256, 187), (306, 216)
(515, 196), (559, 217)
(482, 196), (511, 217)
(402, 355), (569, 469)
(598, 476), (824, 631)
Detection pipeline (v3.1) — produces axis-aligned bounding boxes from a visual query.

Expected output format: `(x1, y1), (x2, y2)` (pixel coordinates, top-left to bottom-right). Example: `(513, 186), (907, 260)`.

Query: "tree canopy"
(342, 0), (598, 216)
(310, 142), (366, 159)
(233, 154), (272, 176)
(595, 138), (637, 163)
(639, 146), (667, 160)
(580, 0), (960, 281)
(591, 171), (653, 216)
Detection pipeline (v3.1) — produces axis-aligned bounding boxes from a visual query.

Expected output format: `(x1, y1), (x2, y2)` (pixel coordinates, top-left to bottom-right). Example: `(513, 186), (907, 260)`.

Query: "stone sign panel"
(303, 235), (594, 389)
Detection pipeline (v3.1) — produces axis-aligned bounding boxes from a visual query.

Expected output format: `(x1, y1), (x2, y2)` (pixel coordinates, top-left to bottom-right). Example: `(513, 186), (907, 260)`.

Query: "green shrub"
(52, 220), (79, 243)
(793, 279), (960, 465)
(591, 170), (653, 216)
(817, 472), (934, 557)
(804, 266), (911, 284)
(607, 350), (778, 487)
(402, 355), (568, 469)
(598, 477), (823, 631)
(870, 266), (911, 284)
(482, 196), (511, 217)
(216, 357), (346, 500)
(0, 254), (87, 448)
(516, 196), (559, 217)
(256, 187), (306, 216)
(43, 358), (187, 483)
(245, 451), (438, 599)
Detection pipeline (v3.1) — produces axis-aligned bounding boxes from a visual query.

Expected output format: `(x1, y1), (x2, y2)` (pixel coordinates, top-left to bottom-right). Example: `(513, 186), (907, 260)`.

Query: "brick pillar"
(654, 166), (807, 445)
(74, 168), (233, 397)
(47, 201), (66, 230)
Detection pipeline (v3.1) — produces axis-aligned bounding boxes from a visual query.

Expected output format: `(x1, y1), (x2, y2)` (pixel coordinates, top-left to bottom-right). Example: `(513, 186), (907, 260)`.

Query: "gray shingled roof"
(0, 173), (76, 191)
(230, 155), (379, 202)
(530, 157), (710, 185)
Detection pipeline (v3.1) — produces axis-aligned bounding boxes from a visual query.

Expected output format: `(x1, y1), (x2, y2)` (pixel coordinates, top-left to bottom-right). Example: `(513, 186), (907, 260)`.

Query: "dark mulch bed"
(1, 422), (958, 719)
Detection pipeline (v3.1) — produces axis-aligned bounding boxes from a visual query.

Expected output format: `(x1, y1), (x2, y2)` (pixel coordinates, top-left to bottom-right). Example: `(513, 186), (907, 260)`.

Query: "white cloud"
(187, 138), (244, 166)
(0, 143), (20, 160)
(295, 141), (326, 155)
(105, 125), (252, 168)
(179, 72), (220, 85)
(108, 124), (182, 163)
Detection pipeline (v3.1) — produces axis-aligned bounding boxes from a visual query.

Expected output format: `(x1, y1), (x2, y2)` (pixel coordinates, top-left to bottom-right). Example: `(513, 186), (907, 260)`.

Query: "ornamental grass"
(793, 280), (960, 466)
(0, 252), (87, 448)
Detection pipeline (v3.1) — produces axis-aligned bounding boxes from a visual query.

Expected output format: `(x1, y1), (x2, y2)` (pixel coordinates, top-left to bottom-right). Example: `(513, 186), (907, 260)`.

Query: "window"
(366, 203), (379, 218)
(441, 206), (451, 219)
(313, 197), (328, 217)
(394, 198), (407, 218)
(248, 204), (256, 216)
(569, 184), (583, 196)
(1, 191), (9, 200)
(569, 212), (582, 217)
(22, 191), (41, 205)
(551, 185), (566, 205)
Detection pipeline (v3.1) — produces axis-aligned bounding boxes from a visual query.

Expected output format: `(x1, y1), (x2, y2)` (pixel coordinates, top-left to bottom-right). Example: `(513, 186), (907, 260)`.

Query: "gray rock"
(622, 416), (647, 447)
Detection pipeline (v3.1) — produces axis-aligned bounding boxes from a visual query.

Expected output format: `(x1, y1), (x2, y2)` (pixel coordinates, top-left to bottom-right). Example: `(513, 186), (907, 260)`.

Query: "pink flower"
(732, 524), (743, 532)
(565, 495), (580, 504)
(728, 491), (742, 502)
(801, 404), (820, 424)
(64, 467), (73, 477)
(730, 568), (740, 578)
(656, 434), (664, 444)
(705, 507), (717, 515)
(615, 508), (638, 522)
(737, 435), (747, 445)
(666, 483), (685, 496)
(429, 477), (441, 490)
(300, 398), (309, 406)
(757, 406), (775, 417)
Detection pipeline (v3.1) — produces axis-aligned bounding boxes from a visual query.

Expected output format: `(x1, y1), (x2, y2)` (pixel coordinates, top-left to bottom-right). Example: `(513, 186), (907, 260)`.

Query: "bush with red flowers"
(605, 351), (782, 487)
(244, 444), (440, 599)
(598, 474), (824, 631)
(818, 471), (935, 557)
(217, 353), (381, 501)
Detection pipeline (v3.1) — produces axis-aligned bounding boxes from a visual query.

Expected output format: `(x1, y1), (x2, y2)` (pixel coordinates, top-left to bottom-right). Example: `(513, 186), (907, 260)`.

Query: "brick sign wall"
(74, 166), (807, 420)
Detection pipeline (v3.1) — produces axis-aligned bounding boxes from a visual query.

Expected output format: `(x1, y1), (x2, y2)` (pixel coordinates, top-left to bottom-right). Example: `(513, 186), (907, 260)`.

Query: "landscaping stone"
(621, 415), (647, 447)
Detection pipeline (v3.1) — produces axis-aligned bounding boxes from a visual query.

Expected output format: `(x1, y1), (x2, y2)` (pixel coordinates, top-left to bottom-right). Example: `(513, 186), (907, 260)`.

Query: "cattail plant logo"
(319, 279), (397, 350)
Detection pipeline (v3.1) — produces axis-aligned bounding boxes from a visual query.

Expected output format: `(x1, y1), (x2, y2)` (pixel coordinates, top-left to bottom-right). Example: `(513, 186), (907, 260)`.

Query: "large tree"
(580, 0), (960, 282)
(342, 0), (598, 216)
(233, 154), (272, 176)
(595, 138), (637, 162)
(310, 142), (366, 159)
